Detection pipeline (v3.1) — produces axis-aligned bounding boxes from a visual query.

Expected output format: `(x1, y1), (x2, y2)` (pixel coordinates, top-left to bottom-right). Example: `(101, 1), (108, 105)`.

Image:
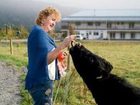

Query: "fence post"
(62, 24), (76, 105)
(67, 23), (76, 71)
(8, 25), (13, 55)
(9, 38), (13, 55)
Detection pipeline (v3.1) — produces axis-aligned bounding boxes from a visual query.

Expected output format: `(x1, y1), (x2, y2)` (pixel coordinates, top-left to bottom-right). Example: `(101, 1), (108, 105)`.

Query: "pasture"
(0, 40), (140, 105)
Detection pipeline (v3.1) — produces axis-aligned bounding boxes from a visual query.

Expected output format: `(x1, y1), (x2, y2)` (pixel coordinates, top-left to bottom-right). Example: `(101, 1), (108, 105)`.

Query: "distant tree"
(0, 24), (29, 40)
(17, 25), (29, 39)
(68, 23), (76, 35)
(0, 28), (6, 40)
(7, 25), (13, 40)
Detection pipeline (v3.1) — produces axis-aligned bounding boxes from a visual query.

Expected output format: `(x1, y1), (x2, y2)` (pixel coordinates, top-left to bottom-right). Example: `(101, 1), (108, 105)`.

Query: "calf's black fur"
(69, 43), (140, 105)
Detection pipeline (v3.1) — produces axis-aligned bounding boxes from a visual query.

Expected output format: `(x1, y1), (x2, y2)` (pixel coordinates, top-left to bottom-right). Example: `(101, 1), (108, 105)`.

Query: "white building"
(61, 9), (140, 40)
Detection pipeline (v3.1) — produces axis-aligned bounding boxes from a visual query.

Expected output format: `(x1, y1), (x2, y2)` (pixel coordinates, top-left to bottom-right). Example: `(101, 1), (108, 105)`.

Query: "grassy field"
(0, 40), (140, 105)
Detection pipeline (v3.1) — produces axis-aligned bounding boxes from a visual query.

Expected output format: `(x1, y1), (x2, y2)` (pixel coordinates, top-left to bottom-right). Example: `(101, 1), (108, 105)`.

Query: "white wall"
(61, 21), (140, 40)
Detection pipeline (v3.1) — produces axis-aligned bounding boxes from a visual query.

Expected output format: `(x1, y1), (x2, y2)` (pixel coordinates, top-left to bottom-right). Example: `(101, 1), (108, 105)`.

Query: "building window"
(129, 22), (135, 29)
(75, 22), (81, 26)
(117, 22), (120, 25)
(76, 31), (80, 35)
(107, 23), (112, 29)
(87, 22), (93, 26)
(95, 22), (101, 26)
(110, 32), (115, 39)
(88, 31), (92, 35)
(94, 32), (99, 36)
(131, 33), (135, 39)
(120, 32), (125, 39)
(121, 22), (124, 25)
(117, 22), (124, 25)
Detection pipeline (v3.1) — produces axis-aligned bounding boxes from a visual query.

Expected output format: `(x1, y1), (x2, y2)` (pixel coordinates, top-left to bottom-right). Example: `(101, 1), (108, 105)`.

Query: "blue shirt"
(25, 25), (60, 90)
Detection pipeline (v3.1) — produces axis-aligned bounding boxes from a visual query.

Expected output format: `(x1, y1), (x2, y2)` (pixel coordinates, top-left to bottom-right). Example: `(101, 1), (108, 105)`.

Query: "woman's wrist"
(58, 43), (66, 50)
(57, 44), (64, 52)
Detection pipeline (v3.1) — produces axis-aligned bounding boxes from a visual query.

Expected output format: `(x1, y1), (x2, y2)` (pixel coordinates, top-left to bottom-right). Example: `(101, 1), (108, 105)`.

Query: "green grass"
(0, 41), (140, 105)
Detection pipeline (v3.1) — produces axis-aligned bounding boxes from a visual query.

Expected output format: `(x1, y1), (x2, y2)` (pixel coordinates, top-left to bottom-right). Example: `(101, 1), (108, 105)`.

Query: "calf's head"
(69, 42), (113, 80)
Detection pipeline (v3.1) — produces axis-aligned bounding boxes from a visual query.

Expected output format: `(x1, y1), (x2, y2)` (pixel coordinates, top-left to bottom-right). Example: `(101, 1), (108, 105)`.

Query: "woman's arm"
(47, 35), (76, 64)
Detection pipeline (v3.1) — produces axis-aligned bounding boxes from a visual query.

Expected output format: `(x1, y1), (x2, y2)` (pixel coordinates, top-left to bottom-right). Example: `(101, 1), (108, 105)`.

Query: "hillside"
(0, 0), (80, 30)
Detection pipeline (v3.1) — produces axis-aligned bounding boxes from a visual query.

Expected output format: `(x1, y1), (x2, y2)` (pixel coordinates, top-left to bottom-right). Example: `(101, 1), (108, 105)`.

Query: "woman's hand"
(60, 35), (76, 49)
(48, 35), (75, 64)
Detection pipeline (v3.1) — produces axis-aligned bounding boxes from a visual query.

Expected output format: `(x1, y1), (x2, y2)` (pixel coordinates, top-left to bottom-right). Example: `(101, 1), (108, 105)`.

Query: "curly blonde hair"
(36, 6), (61, 25)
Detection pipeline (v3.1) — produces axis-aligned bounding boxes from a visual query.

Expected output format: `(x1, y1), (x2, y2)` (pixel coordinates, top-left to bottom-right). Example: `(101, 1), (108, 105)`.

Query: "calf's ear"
(71, 41), (82, 47)
(102, 61), (113, 79)
(101, 63), (113, 79)
(106, 61), (113, 73)
(71, 41), (78, 47)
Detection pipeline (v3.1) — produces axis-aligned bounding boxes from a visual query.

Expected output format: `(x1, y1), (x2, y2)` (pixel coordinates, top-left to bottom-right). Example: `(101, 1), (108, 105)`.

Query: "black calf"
(69, 43), (140, 105)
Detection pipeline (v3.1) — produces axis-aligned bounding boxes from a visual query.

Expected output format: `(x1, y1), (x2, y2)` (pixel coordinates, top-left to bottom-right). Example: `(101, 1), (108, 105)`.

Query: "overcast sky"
(33, 0), (140, 10)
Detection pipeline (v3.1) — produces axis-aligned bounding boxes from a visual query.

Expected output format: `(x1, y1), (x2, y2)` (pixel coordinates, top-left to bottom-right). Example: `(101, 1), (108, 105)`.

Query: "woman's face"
(43, 14), (57, 32)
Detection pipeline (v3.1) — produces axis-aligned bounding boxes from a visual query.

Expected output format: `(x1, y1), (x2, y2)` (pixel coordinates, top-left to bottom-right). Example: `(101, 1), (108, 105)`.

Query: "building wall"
(61, 21), (140, 40)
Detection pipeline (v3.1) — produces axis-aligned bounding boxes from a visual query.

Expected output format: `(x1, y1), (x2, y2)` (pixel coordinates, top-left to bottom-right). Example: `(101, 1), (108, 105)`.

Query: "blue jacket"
(25, 25), (60, 90)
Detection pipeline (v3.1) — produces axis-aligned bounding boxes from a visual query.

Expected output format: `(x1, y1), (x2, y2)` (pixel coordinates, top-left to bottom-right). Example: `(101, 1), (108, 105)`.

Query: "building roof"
(62, 9), (140, 22)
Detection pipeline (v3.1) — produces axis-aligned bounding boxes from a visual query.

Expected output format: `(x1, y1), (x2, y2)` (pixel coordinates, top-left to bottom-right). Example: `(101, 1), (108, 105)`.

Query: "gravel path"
(0, 62), (21, 105)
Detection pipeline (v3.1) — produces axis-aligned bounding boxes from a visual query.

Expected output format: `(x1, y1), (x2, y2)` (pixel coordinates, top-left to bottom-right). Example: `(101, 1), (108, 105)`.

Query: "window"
(95, 22), (101, 26)
(88, 31), (92, 35)
(117, 22), (120, 25)
(110, 32), (115, 39)
(87, 22), (93, 26)
(94, 32), (99, 36)
(120, 32), (125, 39)
(107, 23), (112, 29)
(75, 22), (81, 26)
(129, 22), (135, 29)
(76, 31), (80, 35)
(117, 22), (124, 25)
(121, 22), (124, 25)
(131, 33), (135, 39)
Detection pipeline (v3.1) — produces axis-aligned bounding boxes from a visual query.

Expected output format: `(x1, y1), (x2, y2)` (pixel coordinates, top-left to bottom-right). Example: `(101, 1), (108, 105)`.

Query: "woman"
(25, 7), (76, 105)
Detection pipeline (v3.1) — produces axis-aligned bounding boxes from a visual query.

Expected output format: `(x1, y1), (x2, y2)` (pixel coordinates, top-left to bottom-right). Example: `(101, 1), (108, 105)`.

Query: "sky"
(33, 0), (140, 10)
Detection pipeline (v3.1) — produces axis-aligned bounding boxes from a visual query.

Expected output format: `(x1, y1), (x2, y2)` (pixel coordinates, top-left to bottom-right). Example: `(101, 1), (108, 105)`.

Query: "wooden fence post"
(8, 25), (13, 55)
(67, 23), (76, 71)
(9, 38), (13, 55)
